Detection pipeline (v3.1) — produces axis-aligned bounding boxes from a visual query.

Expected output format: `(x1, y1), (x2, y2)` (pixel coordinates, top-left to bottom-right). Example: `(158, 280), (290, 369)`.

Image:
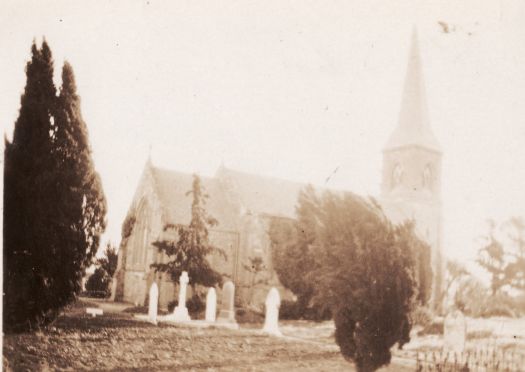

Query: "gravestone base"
(172, 305), (191, 322)
(216, 310), (239, 329)
(262, 324), (282, 337)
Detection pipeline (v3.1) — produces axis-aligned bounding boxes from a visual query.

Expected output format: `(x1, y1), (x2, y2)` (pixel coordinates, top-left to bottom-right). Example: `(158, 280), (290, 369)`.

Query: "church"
(112, 29), (444, 310)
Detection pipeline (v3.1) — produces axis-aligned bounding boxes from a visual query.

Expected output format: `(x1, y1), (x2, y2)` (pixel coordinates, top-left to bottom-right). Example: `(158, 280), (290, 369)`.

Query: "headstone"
(86, 308), (103, 317)
(172, 271), (191, 322)
(205, 287), (217, 322)
(444, 309), (466, 353)
(109, 278), (118, 301)
(262, 287), (282, 336)
(217, 281), (237, 326)
(148, 282), (159, 325)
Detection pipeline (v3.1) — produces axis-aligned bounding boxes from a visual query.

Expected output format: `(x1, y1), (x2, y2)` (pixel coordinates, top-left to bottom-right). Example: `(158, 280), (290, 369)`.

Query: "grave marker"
(172, 271), (191, 322)
(262, 287), (282, 336)
(86, 308), (103, 317)
(217, 281), (237, 327)
(205, 287), (217, 322)
(444, 309), (466, 353)
(148, 282), (159, 325)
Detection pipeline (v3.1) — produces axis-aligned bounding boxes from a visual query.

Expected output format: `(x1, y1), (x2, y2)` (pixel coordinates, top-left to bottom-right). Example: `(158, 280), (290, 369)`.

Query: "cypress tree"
(4, 40), (58, 331)
(50, 61), (107, 309)
(3, 42), (107, 332)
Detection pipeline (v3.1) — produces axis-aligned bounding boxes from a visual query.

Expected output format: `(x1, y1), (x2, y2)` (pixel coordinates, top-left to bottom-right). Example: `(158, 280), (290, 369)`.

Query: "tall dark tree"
(4, 41), (58, 331)
(151, 175), (225, 291)
(3, 42), (106, 332)
(270, 185), (329, 319)
(311, 192), (417, 372)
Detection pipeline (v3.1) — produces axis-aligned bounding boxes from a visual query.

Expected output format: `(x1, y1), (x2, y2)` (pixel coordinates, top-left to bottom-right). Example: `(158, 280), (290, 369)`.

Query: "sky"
(1, 0), (524, 275)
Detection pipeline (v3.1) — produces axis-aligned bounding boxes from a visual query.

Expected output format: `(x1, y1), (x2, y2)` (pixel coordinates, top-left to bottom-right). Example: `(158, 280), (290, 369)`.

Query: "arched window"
(132, 200), (149, 267)
(392, 164), (403, 188)
(422, 164), (432, 190)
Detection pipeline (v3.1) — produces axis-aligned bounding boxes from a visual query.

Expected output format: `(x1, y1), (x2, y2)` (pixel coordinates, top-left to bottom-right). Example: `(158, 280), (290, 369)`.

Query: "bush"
(167, 293), (205, 315)
(312, 193), (417, 371)
(85, 268), (112, 297)
(236, 308), (264, 324)
(279, 300), (304, 320)
(167, 300), (177, 313)
(81, 290), (109, 299)
(411, 306), (433, 328)
(480, 303), (515, 318)
(278, 299), (332, 321)
(418, 318), (444, 336)
(187, 293), (205, 314)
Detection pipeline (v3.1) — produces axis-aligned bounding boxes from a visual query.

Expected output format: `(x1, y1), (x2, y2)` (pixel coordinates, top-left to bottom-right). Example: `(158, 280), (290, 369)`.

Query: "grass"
(3, 300), (354, 371)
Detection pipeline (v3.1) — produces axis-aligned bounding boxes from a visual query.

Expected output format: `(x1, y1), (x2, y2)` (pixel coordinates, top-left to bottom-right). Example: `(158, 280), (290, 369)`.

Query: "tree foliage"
(85, 242), (118, 297)
(151, 175), (225, 289)
(502, 217), (525, 291)
(85, 267), (112, 295)
(311, 192), (417, 371)
(270, 185), (330, 319)
(97, 242), (119, 278)
(3, 41), (106, 332)
(477, 218), (525, 295)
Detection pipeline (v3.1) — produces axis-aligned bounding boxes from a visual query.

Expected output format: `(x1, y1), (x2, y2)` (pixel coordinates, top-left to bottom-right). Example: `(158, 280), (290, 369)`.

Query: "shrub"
(85, 268), (112, 297)
(187, 293), (205, 314)
(167, 294), (205, 315)
(418, 318), (444, 336)
(480, 303), (515, 318)
(236, 308), (264, 324)
(82, 290), (109, 299)
(411, 306), (433, 328)
(167, 300), (178, 313)
(279, 300), (304, 320)
(312, 193), (417, 371)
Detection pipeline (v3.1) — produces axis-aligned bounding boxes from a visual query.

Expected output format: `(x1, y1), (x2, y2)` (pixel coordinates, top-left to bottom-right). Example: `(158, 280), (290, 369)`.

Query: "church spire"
(384, 27), (441, 152)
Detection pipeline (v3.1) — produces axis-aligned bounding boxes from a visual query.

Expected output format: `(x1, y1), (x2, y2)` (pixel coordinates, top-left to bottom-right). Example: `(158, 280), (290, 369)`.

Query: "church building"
(112, 29), (444, 310)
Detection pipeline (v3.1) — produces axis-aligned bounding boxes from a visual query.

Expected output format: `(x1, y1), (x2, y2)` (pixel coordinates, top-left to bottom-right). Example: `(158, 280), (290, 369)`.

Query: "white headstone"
(109, 278), (118, 301)
(217, 281), (237, 326)
(262, 287), (282, 336)
(205, 287), (217, 322)
(172, 271), (191, 322)
(444, 309), (466, 353)
(148, 282), (159, 325)
(86, 308), (103, 317)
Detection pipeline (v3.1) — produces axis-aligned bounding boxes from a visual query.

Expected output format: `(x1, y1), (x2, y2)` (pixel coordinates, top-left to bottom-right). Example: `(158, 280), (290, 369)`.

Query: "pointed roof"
(384, 28), (441, 152)
(215, 166), (305, 218)
(149, 166), (240, 231)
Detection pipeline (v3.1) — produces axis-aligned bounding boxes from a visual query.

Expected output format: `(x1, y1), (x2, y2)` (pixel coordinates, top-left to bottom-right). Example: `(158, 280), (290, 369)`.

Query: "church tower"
(381, 28), (444, 309)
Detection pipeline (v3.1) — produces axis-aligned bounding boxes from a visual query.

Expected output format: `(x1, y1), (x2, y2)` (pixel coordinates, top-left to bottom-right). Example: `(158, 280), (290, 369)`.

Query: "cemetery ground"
(4, 299), (525, 372)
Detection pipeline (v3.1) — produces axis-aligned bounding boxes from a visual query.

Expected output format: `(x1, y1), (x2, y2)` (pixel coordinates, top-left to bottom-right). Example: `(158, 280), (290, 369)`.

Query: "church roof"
(384, 28), (441, 153)
(150, 166), (240, 230)
(215, 166), (306, 219)
(148, 164), (306, 230)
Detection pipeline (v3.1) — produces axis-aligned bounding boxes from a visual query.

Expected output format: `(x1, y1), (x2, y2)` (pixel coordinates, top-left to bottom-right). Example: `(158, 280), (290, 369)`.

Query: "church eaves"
(384, 28), (441, 153)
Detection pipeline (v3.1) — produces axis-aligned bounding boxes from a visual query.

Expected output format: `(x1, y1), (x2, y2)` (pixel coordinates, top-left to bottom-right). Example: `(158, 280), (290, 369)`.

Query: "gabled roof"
(384, 28), (441, 153)
(215, 166), (306, 219)
(150, 166), (239, 231)
(147, 163), (309, 227)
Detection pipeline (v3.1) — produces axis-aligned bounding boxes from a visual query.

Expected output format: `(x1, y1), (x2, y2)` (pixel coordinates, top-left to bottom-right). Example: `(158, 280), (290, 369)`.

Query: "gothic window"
(392, 164), (403, 188)
(141, 225), (149, 264)
(132, 200), (149, 267)
(422, 164), (432, 190)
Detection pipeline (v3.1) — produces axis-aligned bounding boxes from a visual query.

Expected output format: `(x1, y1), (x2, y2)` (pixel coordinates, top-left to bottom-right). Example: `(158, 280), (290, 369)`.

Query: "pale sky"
(1, 1), (524, 274)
